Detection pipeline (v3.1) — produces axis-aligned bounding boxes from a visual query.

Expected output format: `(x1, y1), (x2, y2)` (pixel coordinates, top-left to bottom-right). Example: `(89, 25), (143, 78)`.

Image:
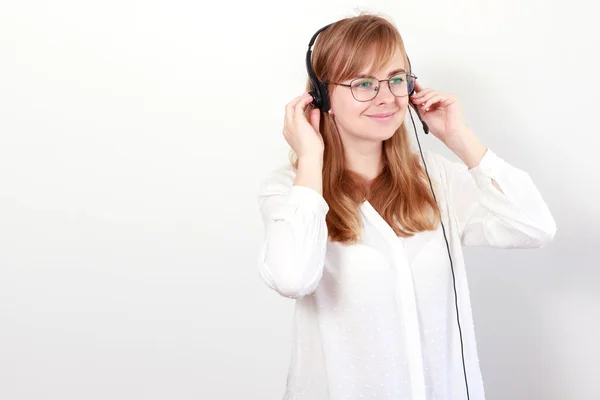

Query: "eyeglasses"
(326, 72), (417, 102)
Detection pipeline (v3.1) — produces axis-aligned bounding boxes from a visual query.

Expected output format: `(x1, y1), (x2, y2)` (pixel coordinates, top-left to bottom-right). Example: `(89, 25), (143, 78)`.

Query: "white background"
(1, 1), (598, 399)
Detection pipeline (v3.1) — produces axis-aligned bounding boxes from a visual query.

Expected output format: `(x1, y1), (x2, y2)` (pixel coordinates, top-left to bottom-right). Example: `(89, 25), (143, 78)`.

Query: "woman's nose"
(374, 81), (394, 102)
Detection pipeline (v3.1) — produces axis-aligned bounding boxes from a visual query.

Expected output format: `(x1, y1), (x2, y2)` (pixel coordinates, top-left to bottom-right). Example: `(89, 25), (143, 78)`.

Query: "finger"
(412, 87), (434, 100)
(285, 93), (310, 130)
(422, 94), (446, 111)
(294, 93), (315, 118)
(286, 93), (310, 114)
(413, 91), (438, 106)
(308, 108), (321, 133)
(413, 79), (425, 93)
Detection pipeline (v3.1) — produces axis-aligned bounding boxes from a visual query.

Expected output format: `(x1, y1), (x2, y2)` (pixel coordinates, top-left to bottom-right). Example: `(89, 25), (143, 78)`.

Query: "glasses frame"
(325, 72), (418, 102)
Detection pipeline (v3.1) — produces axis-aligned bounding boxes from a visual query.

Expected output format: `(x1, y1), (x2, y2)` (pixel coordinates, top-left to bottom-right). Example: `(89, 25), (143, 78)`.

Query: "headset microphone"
(410, 100), (430, 134)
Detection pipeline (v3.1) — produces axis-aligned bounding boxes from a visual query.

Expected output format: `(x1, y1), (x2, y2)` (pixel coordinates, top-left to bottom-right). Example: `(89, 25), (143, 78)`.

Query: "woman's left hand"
(409, 80), (468, 144)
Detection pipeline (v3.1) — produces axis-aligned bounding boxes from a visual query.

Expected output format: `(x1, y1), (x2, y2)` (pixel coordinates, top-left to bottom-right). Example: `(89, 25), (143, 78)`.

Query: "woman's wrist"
(295, 154), (324, 195)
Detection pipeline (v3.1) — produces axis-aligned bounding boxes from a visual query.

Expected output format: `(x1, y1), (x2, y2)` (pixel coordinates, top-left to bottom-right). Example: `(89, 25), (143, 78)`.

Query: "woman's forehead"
(359, 48), (406, 77)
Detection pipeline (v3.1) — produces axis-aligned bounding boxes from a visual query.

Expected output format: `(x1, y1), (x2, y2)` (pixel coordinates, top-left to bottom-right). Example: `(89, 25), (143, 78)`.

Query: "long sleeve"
(257, 165), (329, 299)
(435, 149), (557, 248)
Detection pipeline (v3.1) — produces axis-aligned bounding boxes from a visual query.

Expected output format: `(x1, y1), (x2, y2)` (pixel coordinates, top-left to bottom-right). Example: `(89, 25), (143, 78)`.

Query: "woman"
(257, 14), (556, 400)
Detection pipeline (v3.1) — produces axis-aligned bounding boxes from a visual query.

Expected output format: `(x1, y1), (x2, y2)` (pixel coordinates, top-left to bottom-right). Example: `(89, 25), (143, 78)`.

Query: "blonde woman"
(257, 14), (556, 400)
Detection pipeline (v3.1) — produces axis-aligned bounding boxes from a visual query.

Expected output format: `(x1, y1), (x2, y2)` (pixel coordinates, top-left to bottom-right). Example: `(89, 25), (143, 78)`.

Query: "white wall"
(0, 1), (598, 399)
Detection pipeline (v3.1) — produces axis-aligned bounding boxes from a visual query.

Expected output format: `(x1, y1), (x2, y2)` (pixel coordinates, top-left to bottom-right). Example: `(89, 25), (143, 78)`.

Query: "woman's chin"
(375, 125), (401, 141)
(355, 130), (397, 143)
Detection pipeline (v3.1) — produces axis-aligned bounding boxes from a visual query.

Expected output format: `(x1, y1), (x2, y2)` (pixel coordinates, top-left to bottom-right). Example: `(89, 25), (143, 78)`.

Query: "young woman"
(257, 14), (556, 400)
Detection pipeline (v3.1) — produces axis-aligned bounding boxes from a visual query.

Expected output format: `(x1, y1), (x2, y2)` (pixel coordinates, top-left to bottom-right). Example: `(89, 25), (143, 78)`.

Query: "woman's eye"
(353, 80), (373, 89)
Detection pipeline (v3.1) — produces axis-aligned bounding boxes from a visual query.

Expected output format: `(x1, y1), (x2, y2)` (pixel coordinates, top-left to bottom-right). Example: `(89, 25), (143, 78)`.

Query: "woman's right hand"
(283, 92), (324, 160)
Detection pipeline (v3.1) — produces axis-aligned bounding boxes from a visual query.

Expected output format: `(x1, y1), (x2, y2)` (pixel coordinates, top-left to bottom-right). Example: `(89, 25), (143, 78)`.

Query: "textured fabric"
(257, 149), (556, 400)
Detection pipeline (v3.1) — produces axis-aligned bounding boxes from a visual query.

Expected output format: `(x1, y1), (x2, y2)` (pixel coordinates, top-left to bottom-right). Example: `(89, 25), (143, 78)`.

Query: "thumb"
(309, 108), (321, 134)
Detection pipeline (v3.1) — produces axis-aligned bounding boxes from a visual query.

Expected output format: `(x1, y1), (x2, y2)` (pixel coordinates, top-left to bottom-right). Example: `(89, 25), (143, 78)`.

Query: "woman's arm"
(257, 159), (329, 299)
(436, 147), (557, 248)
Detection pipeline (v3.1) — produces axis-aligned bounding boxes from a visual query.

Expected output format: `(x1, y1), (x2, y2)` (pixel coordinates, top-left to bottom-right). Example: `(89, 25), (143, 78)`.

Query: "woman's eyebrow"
(355, 68), (407, 79)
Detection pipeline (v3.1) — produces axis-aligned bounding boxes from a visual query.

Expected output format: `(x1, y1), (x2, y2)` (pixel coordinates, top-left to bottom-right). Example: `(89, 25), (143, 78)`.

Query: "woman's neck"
(343, 140), (384, 181)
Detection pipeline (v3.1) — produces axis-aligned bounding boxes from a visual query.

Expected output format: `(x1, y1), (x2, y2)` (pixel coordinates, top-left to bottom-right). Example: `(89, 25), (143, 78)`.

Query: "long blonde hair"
(291, 13), (441, 244)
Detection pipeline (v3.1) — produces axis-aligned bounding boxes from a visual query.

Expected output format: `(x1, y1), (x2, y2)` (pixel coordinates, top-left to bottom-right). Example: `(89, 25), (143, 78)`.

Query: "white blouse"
(256, 149), (556, 400)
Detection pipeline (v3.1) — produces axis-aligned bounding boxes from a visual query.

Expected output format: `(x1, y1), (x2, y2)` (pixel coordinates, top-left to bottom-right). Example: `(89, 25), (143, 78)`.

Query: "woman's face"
(329, 48), (410, 144)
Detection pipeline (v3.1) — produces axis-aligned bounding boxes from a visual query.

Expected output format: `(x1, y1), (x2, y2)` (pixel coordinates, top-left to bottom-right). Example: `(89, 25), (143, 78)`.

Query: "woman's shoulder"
(258, 163), (297, 196)
(421, 149), (470, 177)
(418, 149), (472, 198)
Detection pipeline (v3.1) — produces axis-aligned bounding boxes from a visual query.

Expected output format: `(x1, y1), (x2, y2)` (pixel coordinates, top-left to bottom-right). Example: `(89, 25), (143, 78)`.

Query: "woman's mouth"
(366, 111), (396, 122)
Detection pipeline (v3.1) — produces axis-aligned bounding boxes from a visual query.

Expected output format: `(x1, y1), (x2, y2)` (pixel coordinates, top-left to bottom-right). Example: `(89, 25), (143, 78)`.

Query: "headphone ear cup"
(408, 75), (416, 97)
(316, 80), (330, 113)
(308, 88), (321, 109)
(308, 77), (322, 109)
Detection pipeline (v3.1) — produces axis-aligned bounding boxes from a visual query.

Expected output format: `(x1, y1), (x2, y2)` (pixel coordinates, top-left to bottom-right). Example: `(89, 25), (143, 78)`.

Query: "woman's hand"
(410, 80), (469, 145)
(283, 92), (323, 160)
(410, 80), (488, 169)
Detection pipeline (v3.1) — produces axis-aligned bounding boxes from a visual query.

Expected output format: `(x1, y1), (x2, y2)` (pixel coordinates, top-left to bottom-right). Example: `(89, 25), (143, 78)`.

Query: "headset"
(305, 23), (471, 400)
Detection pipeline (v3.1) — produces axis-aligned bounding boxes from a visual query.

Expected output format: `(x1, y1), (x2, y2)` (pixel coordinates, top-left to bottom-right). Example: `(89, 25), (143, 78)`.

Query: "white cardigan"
(257, 149), (557, 400)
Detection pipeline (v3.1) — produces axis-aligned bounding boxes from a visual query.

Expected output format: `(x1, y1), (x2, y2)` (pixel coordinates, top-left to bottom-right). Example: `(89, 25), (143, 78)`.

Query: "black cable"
(408, 108), (471, 400)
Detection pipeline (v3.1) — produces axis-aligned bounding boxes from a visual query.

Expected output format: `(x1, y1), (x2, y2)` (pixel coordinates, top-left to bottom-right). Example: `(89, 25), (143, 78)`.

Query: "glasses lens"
(350, 78), (378, 101)
(389, 73), (413, 97)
